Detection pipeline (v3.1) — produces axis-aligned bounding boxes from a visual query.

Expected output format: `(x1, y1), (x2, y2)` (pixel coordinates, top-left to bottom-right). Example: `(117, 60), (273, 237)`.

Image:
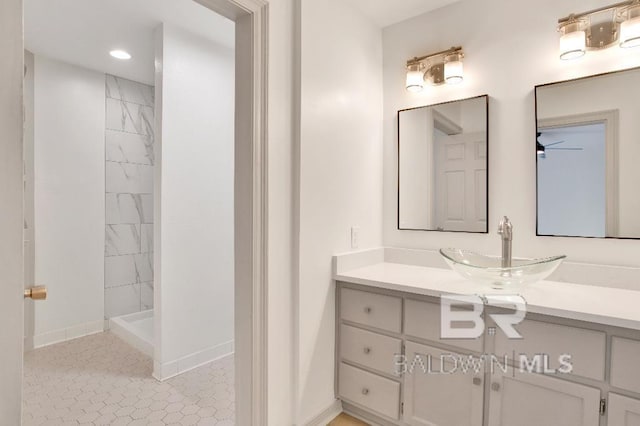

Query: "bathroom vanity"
(334, 248), (640, 426)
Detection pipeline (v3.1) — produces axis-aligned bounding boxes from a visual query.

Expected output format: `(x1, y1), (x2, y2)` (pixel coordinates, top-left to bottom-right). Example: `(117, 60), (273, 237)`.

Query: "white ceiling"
(25, 0), (234, 85)
(346, 0), (462, 28)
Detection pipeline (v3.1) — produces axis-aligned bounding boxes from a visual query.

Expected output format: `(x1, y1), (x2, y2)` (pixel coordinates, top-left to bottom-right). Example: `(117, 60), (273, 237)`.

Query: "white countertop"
(335, 261), (640, 331)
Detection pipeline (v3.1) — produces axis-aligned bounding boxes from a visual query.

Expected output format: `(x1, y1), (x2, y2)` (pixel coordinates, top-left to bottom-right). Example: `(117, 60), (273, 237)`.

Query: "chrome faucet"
(497, 216), (513, 268)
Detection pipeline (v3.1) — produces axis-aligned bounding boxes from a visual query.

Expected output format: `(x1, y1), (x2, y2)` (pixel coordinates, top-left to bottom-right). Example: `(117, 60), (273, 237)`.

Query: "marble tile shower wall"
(104, 75), (155, 319)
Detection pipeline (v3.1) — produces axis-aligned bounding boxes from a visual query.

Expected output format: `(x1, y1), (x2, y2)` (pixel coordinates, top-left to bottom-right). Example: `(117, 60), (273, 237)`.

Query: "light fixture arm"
(406, 46), (463, 67)
(558, 0), (640, 24)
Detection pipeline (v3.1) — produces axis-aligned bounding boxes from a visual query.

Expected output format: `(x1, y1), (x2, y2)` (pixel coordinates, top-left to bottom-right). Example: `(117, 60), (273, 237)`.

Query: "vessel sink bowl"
(439, 248), (566, 289)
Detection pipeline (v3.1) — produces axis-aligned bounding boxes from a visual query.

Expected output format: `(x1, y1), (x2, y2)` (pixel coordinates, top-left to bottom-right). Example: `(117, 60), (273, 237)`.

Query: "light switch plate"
(351, 226), (360, 249)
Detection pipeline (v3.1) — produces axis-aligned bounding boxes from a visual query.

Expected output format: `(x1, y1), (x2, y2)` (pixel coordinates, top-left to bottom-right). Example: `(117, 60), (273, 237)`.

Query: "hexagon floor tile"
(23, 332), (235, 425)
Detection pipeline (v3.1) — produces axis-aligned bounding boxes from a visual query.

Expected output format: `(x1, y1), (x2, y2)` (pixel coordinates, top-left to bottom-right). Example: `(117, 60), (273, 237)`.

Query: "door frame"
(0, 0), (270, 424)
(195, 1), (269, 424)
(0, 0), (25, 423)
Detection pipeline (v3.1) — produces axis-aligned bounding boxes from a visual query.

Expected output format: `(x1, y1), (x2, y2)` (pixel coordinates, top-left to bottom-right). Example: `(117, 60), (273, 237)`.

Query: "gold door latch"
(24, 286), (47, 300)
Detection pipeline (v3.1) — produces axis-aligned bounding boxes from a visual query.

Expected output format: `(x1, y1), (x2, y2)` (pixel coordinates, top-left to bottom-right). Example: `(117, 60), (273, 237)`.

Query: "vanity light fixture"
(405, 46), (464, 92)
(558, 0), (640, 60)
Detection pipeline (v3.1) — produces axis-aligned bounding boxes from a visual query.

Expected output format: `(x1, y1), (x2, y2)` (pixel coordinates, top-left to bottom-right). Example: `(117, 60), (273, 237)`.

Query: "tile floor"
(22, 332), (235, 425)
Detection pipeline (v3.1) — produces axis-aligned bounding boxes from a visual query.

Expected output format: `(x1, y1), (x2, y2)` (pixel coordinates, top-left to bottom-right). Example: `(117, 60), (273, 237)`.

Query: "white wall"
(297, 0), (384, 422)
(383, 0), (640, 270)
(265, 0), (297, 423)
(31, 55), (106, 346)
(155, 24), (235, 378)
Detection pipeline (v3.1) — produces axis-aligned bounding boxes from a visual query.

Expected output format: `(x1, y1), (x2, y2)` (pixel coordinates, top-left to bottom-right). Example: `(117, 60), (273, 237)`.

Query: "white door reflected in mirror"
(398, 95), (488, 233)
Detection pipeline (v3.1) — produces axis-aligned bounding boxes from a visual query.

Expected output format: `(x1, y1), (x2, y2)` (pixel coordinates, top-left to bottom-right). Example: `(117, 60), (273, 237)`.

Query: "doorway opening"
(12, 0), (269, 424)
(537, 110), (619, 238)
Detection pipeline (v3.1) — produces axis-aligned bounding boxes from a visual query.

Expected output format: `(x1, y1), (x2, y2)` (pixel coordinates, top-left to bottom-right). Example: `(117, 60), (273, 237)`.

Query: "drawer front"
(494, 319), (606, 381)
(611, 337), (640, 393)
(340, 324), (402, 376)
(339, 362), (401, 420)
(404, 298), (483, 353)
(340, 288), (402, 333)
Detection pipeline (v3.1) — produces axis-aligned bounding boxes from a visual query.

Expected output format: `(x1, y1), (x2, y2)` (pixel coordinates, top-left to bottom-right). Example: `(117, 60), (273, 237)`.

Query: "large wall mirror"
(536, 67), (640, 239)
(398, 95), (489, 232)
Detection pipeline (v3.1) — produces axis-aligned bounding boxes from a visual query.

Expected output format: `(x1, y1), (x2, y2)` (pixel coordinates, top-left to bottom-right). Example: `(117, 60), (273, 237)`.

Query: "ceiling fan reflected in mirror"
(536, 132), (584, 158)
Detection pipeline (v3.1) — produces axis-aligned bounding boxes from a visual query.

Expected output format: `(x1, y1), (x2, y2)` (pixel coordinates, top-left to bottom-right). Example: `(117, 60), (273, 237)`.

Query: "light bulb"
(559, 30), (586, 60)
(444, 54), (464, 84)
(406, 63), (424, 92)
(621, 16), (640, 48)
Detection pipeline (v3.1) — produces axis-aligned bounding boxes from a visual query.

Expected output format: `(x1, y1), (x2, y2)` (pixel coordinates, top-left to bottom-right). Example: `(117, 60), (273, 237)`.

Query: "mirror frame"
(397, 94), (490, 233)
(534, 66), (640, 240)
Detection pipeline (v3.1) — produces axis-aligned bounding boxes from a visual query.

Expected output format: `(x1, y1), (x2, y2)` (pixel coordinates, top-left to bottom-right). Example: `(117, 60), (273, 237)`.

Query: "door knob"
(24, 286), (47, 300)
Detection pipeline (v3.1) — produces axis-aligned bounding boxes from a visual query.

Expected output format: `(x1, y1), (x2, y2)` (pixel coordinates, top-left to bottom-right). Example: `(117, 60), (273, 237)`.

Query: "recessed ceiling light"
(109, 50), (131, 60)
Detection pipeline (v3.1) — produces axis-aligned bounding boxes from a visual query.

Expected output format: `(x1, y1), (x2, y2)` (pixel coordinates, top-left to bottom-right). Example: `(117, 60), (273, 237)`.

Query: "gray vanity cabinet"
(336, 284), (484, 425)
(336, 282), (640, 426)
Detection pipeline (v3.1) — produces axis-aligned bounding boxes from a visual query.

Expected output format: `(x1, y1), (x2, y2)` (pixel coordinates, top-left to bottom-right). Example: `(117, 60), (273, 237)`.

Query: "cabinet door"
(487, 371), (600, 426)
(608, 393), (640, 426)
(403, 342), (483, 426)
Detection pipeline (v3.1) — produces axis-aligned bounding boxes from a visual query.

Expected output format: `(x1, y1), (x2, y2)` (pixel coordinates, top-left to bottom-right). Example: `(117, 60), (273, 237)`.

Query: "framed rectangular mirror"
(536, 67), (640, 239)
(398, 95), (489, 232)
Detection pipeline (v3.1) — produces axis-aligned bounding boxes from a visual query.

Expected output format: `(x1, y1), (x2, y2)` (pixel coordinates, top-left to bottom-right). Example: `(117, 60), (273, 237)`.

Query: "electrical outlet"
(351, 226), (360, 249)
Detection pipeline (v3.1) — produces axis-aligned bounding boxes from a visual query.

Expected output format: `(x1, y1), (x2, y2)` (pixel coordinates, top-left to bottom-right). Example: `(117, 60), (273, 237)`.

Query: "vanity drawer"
(340, 288), (402, 333)
(339, 362), (401, 420)
(404, 298), (484, 352)
(494, 319), (606, 381)
(340, 324), (402, 376)
(611, 337), (640, 393)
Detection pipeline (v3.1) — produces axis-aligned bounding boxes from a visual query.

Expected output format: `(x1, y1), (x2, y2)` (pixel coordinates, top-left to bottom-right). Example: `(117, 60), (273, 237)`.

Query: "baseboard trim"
(153, 340), (234, 381)
(342, 401), (394, 426)
(304, 399), (343, 426)
(24, 320), (104, 351)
